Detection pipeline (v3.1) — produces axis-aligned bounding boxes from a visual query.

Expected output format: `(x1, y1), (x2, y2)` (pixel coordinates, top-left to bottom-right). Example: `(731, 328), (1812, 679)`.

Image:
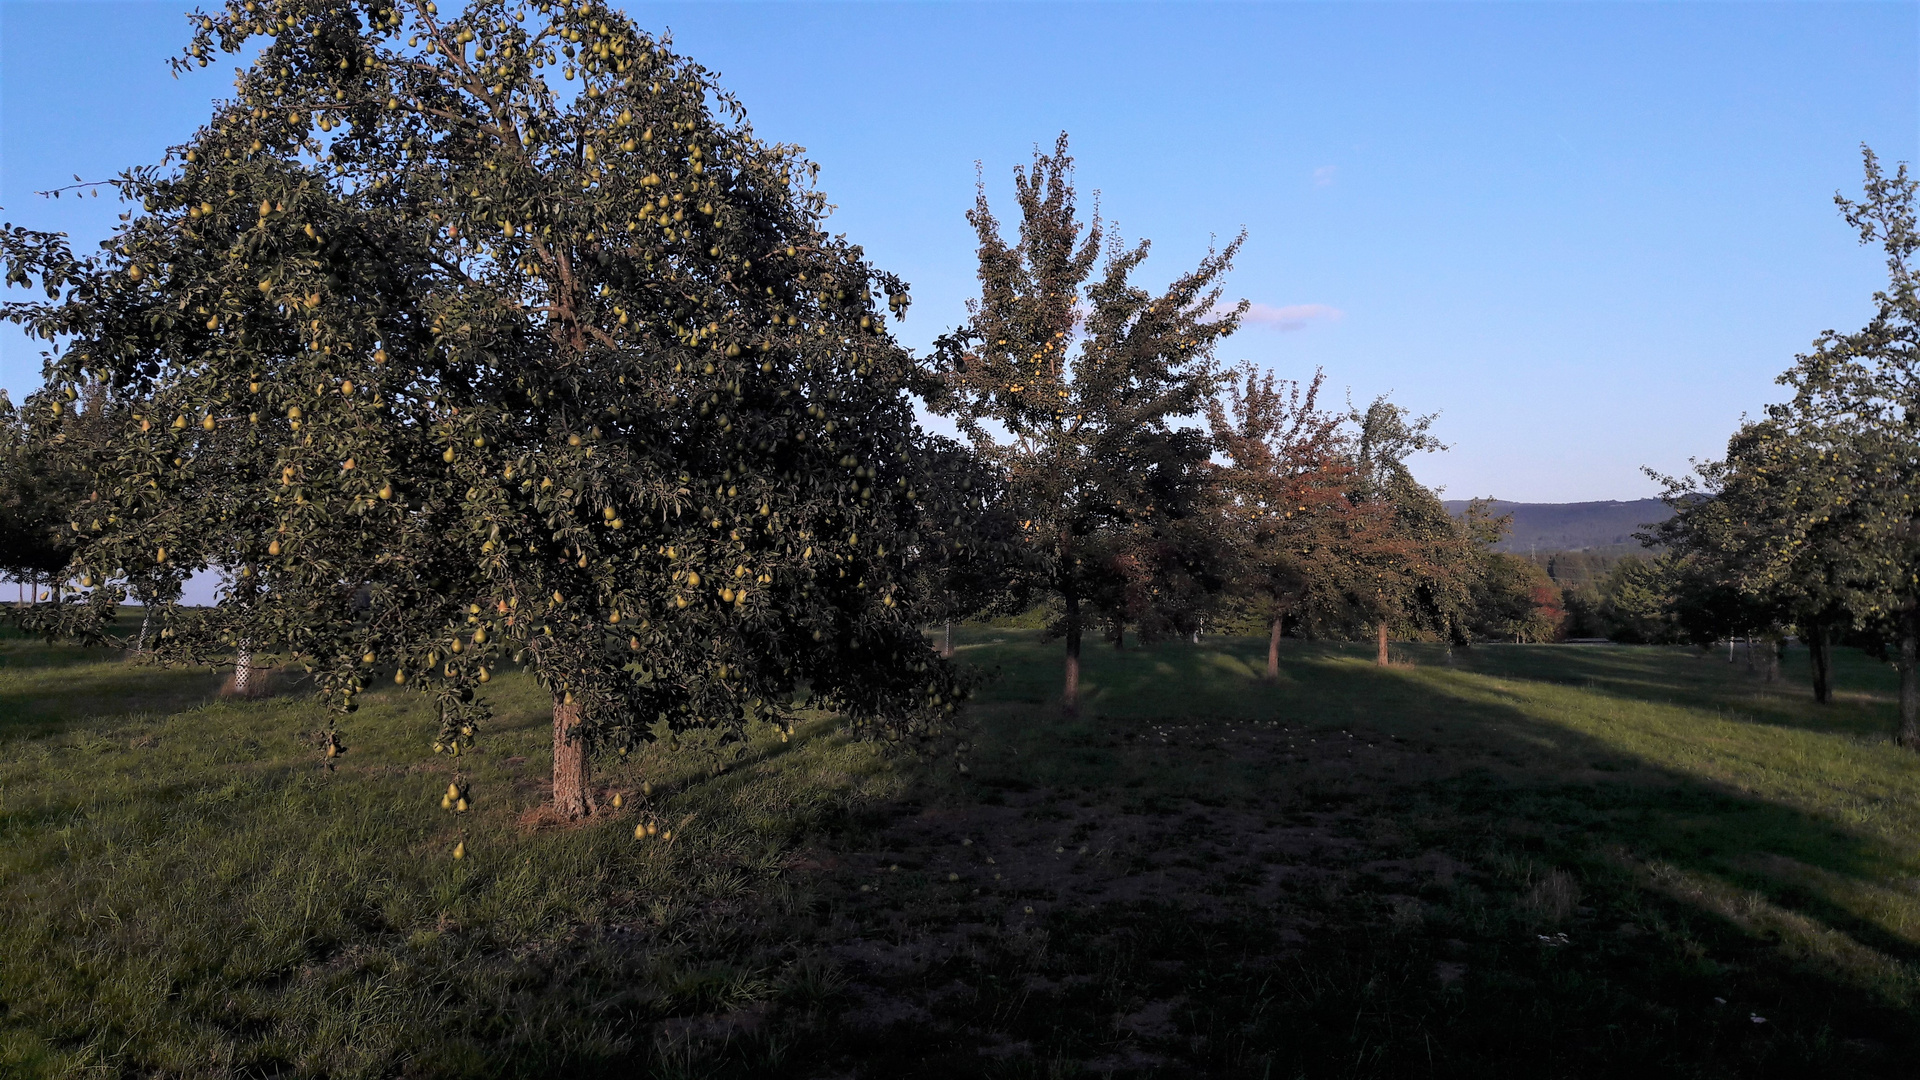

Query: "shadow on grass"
(858, 626), (1920, 1078)
(4, 625), (1916, 1078)
(0, 656), (225, 743)
(1439, 642), (1902, 741)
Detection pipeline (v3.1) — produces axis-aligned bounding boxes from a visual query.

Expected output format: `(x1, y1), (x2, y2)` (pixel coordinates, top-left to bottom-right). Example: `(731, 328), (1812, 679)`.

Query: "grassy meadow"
(1, 617), (1917, 1078)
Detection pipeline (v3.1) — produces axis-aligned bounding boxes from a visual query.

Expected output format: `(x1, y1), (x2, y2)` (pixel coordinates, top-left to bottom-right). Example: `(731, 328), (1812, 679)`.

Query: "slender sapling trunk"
(1809, 626), (1833, 705)
(1063, 587), (1082, 718)
(1376, 620), (1389, 667)
(1897, 612), (1920, 749)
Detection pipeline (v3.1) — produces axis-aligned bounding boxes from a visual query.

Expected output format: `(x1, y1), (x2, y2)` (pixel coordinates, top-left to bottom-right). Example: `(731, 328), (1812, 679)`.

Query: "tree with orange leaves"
(1208, 363), (1388, 677)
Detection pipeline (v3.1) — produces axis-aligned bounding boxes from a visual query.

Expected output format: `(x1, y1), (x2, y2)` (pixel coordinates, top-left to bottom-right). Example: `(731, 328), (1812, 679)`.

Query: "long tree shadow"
(867, 626), (1920, 1077)
(0, 656), (225, 743)
(1440, 642), (1902, 739)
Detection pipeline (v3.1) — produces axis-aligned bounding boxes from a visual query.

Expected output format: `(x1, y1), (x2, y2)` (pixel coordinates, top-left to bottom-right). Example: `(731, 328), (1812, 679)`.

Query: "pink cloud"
(1239, 302), (1345, 331)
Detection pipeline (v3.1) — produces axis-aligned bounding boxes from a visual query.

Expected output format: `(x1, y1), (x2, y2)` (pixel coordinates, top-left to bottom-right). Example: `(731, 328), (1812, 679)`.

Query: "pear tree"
(1660, 150), (1920, 741)
(1347, 397), (1494, 663)
(1207, 364), (1386, 677)
(924, 134), (1242, 715)
(1, 0), (960, 818)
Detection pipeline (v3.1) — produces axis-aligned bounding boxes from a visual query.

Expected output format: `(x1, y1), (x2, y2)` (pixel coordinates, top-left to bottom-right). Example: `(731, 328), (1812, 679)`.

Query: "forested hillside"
(1443, 498), (1670, 554)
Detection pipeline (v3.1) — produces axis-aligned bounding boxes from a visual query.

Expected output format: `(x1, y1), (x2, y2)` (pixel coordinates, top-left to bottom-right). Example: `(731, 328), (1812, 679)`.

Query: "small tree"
(1779, 149), (1920, 744)
(2, 0), (960, 816)
(1654, 149), (1920, 738)
(1348, 397), (1495, 664)
(1650, 423), (1824, 684)
(2, 382), (194, 649)
(923, 134), (1243, 714)
(903, 437), (1023, 658)
(1468, 553), (1563, 644)
(0, 392), (80, 604)
(1208, 363), (1383, 677)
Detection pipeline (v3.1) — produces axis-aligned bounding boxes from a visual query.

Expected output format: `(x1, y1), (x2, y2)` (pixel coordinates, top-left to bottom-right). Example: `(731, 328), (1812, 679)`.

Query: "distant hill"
(1441, 499), (1671, 555)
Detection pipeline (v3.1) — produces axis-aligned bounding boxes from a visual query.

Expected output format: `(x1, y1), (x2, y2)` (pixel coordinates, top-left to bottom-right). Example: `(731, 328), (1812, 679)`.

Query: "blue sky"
(3, 0), (1916, 503)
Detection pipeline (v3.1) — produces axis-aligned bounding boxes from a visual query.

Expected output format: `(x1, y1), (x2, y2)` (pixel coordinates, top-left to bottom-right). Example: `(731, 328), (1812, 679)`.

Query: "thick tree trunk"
(1896, 616), (1920, 750)
(1765, 638), (1782, 683)
(1063, 588), (1082, 718)
(1267, 616), (1283, 681)
(1112, 623), (1125, 651)
(553, 697), (593, 818)
(1376, 620), (1389, 667)
(1808, 626), (1833, 705)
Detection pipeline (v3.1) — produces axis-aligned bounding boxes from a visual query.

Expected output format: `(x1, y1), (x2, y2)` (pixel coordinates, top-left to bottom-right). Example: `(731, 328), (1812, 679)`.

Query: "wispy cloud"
(1312, 165), (1338, 187)
(1239, 302), (1344, 332)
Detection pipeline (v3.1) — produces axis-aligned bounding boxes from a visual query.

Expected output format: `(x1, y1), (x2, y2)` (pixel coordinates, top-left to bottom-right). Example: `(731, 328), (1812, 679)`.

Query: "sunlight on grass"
(5, 628), (1918, 1075)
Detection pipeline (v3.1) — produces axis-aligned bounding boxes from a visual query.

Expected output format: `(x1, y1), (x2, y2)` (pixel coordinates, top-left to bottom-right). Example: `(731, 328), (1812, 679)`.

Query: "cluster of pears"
(444, 780), (472, 860)
(623, 781), (674, 841)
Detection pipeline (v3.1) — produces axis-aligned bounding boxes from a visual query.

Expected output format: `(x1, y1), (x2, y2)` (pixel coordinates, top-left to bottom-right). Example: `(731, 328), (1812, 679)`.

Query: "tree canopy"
(923, 134), (1242, 713)
(1652, 148), (1920, 741)
(1, 0), (962, 816)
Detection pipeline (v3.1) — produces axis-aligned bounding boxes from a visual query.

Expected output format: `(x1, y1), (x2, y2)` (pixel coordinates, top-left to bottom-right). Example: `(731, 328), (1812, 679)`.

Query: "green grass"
(2, 621), (1916, 1077)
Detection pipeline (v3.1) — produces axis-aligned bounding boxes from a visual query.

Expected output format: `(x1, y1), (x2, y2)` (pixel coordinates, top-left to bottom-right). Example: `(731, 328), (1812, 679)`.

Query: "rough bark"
(1808, 625), (1833, 705)
(553, 697), (593, 818)
(1063, 587), (1082, 718)
(1267, 616), (1283, 681)
(1376, 620), (1389, 667)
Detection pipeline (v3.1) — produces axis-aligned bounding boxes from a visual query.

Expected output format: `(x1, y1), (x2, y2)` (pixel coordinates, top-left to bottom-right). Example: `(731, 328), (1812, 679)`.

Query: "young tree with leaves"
(1781, 150), (1920, 744)
(1348, 398), (1497, 664)
(1208, 363), (1382, 677)
(1655, 150), (1920, 739)
(1468, 552), (1564, 644)
(0, 392), (80, 604)
(1, 0), (960, 819)
(901, 436), (1023, 658)
(1650, 422), (1835, 687)
(923, 134), (1243, 715)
